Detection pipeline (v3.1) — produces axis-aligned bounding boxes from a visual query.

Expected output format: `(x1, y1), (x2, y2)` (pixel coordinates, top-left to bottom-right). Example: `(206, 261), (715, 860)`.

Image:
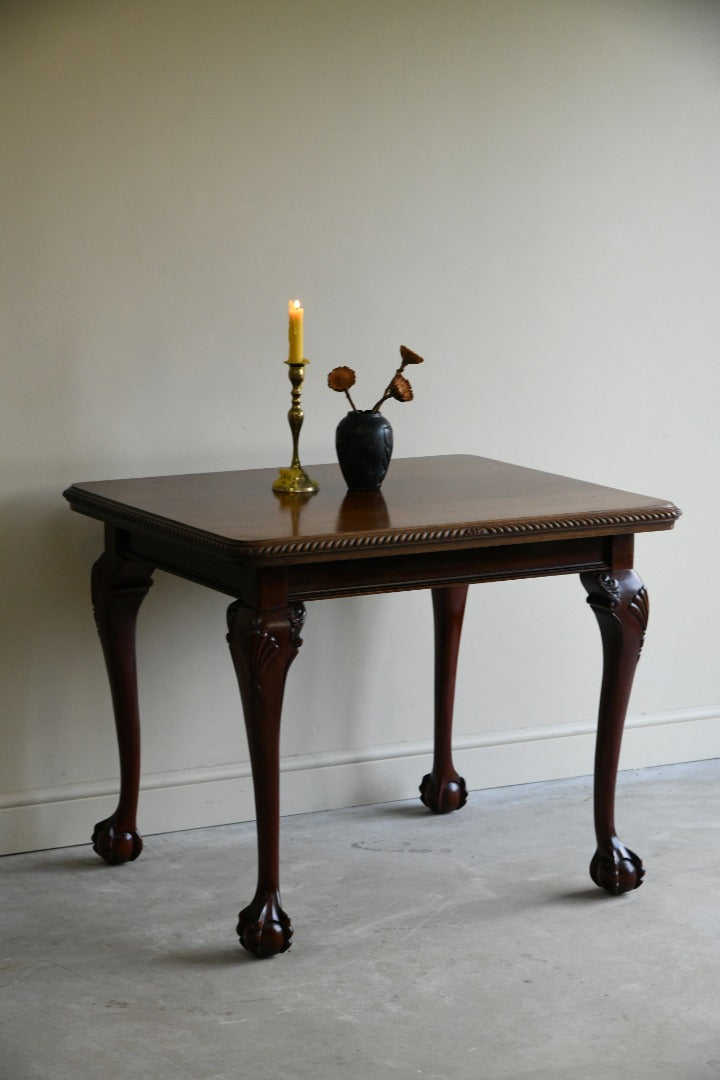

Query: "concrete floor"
(2, 759), (720, 1080)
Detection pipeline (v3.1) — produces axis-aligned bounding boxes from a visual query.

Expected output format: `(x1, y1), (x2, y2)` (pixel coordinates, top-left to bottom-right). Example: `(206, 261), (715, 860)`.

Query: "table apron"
(285, 536), (616, 600)
(119, 528), (627, 604)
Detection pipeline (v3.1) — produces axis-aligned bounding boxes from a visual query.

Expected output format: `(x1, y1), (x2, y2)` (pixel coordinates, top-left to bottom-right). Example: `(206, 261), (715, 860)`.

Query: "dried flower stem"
(344, 388), (358, 411)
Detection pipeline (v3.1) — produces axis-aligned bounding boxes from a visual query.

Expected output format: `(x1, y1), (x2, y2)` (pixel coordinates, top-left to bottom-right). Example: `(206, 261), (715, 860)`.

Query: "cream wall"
(2, 0), (719, 855)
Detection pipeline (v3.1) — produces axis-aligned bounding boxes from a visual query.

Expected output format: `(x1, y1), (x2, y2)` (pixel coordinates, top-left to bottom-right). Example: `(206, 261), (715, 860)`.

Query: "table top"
(64, 455), (680, 563)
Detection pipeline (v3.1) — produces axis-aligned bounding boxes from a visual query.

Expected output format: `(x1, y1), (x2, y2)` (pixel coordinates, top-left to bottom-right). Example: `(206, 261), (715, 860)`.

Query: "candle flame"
(292, 299), (302, 310)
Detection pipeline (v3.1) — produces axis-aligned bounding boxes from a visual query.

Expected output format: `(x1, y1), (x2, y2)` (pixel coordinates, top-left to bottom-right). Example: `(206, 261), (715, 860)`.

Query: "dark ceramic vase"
(335, 410), (394, 491)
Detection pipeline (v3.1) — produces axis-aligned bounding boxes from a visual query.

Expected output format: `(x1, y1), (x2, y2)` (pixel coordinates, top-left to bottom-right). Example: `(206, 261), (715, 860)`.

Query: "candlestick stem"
(272, 360), (319, 495)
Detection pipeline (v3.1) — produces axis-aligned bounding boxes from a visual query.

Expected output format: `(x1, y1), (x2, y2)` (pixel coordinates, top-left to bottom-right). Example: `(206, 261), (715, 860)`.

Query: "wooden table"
(64, 455), (680, 958)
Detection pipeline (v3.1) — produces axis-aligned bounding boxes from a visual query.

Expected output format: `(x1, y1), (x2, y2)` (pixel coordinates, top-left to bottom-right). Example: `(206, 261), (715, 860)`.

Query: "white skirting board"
(2, 707), (719, 856)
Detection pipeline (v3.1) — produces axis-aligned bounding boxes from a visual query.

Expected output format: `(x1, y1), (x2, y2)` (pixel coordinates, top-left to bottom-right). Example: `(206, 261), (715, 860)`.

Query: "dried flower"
(327, 365), (358, 410)
(328, 366), (356, 392)
(327, 345), (426, 414)
(399, 345), (424, 366)
(389, 373), (413, 402)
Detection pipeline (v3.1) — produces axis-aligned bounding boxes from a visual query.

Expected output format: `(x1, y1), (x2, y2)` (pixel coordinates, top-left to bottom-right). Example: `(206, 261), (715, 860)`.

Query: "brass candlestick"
(272, 358), (319, 494)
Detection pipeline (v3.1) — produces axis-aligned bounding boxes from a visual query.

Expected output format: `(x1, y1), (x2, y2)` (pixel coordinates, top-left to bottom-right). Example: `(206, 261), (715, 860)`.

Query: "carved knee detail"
(582, 570), (649, 660)
(226, 601), (306, 682)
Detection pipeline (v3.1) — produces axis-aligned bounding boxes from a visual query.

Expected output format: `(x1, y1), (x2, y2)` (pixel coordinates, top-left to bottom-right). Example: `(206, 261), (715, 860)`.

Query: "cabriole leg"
(227, 600), (306, 957)
(90, 551), (154, 865)
(420, 585), (469, 813)
(581, 569), (649, 895)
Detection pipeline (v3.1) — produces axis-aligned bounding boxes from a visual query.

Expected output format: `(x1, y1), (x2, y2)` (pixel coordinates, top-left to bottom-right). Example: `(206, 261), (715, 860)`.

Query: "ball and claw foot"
(590, 839), (645, 895)
(419, 772), (468, 814)
(237, 893), (293, 958)
(92, 816), (143, 865)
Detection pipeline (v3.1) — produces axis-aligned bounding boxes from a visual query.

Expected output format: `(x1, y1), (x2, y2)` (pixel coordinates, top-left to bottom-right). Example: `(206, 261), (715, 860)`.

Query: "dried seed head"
(327, 366), (357, 392)
(390, 373), (414, 402)
(399, 345), (424, 365)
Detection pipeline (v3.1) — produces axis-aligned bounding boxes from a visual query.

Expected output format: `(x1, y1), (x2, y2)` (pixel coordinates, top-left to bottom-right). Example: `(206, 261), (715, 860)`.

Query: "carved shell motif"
(629, 585), (649, 657)
(243, 622), (281, 704)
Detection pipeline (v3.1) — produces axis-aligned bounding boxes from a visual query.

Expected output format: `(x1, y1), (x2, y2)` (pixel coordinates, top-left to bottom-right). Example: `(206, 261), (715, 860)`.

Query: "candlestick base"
(272, 465), (319, 495)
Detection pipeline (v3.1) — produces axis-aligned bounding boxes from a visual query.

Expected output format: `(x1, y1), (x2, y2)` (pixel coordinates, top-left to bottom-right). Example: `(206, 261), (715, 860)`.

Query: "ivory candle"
(288, 299), (304, 363)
